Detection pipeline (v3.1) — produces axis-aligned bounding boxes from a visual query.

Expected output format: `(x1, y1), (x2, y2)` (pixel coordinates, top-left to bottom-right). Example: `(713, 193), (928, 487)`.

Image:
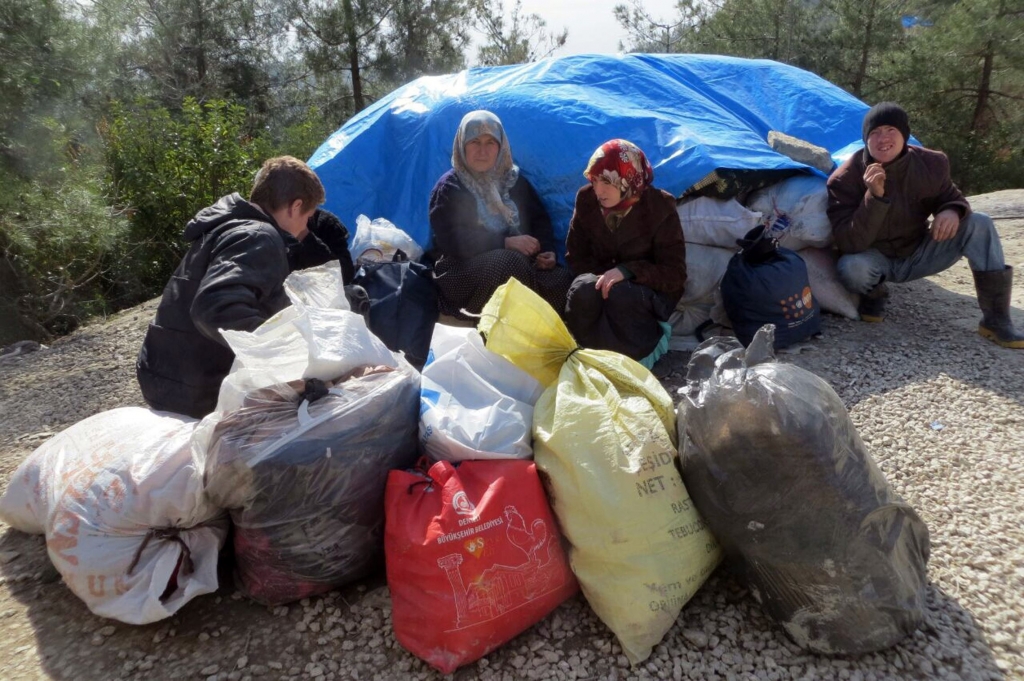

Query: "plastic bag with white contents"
(216, 266), (396, 413)
(420, 324), (543, 461)
(283, 260), (350, 310)
(350, 215), (424, 264)
(0, 407), (227, 624)
(746, 175), (833, 250)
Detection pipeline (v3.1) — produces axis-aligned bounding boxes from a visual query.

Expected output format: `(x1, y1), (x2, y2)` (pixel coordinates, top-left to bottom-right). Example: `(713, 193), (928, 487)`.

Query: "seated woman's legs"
(565, 276), (670, 359)
(535, 266), (575, 316)
(565, 274), (604, 346)
(435, 249), (535, 318)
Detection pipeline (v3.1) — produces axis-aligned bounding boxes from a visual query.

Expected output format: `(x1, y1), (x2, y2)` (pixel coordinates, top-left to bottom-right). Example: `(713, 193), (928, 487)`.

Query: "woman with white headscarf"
(428, 110), (573, 319)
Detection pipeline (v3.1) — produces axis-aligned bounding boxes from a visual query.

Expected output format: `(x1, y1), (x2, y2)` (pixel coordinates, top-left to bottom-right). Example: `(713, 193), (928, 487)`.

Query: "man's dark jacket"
(137, 194), (291, 418)
(826, 145), (970, 259)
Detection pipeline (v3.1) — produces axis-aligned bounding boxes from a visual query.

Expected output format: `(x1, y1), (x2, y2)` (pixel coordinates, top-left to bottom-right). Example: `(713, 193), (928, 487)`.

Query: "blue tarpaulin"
(309, 53), (871, 251)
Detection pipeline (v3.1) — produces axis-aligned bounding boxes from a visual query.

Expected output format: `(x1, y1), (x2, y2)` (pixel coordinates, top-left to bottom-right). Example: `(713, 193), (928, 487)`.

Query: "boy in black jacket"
(137, 156), (325, 417)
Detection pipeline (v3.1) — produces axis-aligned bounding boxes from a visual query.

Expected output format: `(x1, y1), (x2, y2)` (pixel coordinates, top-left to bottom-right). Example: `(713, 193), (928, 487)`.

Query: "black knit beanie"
(862, 102), (910, 143)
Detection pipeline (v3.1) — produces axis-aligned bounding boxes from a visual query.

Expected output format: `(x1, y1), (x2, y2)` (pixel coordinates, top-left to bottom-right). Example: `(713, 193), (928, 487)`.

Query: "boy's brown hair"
(249, 156), (325, 213)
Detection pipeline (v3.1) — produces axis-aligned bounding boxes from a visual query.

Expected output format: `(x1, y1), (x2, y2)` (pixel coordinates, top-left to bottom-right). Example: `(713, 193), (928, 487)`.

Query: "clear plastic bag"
(216, 265), (396, 413)
(350, 215), (424, 264)
(197, 364), (420, 605)
(282, 260), (350, 310)
(420, 324), (542, 461)
(677, 325), (930, 654)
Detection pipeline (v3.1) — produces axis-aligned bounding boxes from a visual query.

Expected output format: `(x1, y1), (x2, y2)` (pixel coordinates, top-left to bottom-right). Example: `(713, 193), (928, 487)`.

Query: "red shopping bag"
(385, 459), (578, 673)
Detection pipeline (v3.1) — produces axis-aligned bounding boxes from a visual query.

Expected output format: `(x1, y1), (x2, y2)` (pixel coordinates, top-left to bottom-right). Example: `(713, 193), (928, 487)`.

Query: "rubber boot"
(858, 282), (889, 323)
(973, 266), (1024, 349)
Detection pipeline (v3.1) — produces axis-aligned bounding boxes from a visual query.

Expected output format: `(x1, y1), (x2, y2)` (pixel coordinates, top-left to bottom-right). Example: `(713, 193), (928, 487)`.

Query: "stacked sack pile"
(0, 216), (934, 671)
(670, 140), (862, 350)
(386, 279), (721, 673)
(0, 261), (422, 621)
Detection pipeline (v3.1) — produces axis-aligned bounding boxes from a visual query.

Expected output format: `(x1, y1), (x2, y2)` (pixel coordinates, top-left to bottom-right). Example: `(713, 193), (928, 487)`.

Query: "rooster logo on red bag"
(503, 506), (550, 565)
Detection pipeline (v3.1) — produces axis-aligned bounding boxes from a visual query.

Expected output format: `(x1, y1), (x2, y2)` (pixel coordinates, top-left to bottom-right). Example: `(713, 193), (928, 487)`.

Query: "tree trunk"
(193, 0), (207, 90)
(971, 41), (994, 133)
(851, 0), (876, 98)
(343, 0), (363, 111)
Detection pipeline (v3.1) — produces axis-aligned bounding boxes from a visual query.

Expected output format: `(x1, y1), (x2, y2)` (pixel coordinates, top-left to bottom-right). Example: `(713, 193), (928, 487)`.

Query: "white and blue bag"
(419, 324), (543, 461)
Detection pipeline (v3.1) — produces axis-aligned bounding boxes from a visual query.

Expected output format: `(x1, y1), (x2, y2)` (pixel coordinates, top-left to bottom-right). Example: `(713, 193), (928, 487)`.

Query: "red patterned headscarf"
(584, 139), (654, 215)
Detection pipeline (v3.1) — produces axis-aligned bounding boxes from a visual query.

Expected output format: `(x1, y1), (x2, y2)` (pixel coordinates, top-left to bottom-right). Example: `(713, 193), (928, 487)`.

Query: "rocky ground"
(1, 190), (1023, 681)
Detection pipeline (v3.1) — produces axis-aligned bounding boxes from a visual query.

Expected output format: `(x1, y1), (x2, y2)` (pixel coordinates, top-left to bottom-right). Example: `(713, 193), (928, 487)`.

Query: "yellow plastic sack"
(480, 280), (721, 664)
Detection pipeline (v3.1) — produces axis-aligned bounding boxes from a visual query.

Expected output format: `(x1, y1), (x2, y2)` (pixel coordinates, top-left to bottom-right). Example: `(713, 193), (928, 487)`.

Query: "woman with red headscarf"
(564, 139), (687, 364)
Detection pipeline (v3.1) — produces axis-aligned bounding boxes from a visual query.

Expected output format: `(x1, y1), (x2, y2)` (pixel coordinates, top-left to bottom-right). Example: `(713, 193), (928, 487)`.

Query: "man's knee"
(961, 211), (998, 240)
(837, 253), (886, 294)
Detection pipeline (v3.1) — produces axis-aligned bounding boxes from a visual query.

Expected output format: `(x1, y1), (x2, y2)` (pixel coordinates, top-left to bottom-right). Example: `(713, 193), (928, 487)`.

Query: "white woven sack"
(678, 197), (762, 248)
(0, 408), (227, 624)
(747, 175), (834, 250)
(798, 248), (861, 320)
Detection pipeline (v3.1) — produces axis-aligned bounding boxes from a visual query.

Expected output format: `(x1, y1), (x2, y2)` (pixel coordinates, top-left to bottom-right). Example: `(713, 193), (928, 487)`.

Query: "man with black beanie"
(826, 101), (1023, 348)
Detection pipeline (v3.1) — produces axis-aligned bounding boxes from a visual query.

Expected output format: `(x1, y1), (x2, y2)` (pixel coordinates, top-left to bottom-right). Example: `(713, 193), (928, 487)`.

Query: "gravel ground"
(1, 191), (1022, 681)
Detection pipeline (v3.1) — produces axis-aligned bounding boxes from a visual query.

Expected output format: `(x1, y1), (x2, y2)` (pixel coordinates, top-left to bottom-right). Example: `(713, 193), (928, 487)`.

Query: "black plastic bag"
(199, 364), (420, 605)
(676, 325), (930, 654)
(352, 253), (438, 369)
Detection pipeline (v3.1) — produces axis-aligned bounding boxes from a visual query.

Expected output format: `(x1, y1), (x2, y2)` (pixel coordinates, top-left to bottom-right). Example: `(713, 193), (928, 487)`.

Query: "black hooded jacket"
(137, 193), (292, 418)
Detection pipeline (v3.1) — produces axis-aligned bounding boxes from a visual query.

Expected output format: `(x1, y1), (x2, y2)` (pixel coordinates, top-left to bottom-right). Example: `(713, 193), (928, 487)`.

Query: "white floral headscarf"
(451, 110), (521, 234)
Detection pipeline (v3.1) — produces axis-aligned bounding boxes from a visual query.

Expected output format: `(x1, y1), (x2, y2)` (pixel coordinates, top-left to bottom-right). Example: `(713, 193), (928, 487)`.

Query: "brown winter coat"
(827, 145), (971, 259)
(565, 185), (687, 300)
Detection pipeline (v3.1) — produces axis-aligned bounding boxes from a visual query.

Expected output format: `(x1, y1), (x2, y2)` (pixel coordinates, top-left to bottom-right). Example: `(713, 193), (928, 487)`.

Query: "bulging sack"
(746, 174), (833, 250)
(479, 280), (721, 665)
(350, 214), (424, 264)
(721, 226), (820, 348)
(677, 197), (763, 248)
(385, 459), (578, 674)
(351, 254), (439, 370)
(797, 247), (860, 320)
(419, 324), (542, 461)
(0, 408), (227, 624)
(197, 365), (420, 605)
(677, 326), (931, 654)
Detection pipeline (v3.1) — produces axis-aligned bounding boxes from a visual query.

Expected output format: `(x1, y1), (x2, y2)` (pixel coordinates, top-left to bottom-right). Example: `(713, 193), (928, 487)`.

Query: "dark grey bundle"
(676, 325), (930, 654)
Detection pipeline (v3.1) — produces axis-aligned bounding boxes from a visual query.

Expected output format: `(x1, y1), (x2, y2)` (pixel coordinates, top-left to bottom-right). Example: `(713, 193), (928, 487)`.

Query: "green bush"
(102, 97), (269, 296)
(0, 132), (128, 340)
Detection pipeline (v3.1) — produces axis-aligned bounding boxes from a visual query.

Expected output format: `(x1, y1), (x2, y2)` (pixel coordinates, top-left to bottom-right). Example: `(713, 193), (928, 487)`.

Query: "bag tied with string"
(478, 279), (722, 665)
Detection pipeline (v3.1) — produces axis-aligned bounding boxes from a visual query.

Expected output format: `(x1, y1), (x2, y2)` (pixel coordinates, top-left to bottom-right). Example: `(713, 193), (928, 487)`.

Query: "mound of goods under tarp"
(309, 53), (873, 251)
